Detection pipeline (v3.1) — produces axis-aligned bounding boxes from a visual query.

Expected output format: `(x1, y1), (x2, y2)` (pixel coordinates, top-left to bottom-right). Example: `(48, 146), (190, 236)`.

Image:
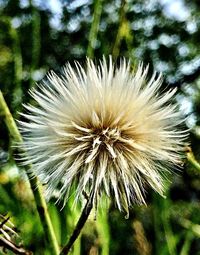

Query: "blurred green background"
(0, 0), (200, 254)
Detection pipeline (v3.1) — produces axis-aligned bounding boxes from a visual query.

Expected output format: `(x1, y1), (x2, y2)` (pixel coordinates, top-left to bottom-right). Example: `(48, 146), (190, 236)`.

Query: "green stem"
(8, 19), (23, 116)
(1, 16), (23, 115)
(112, 0), (134, 60)
(162, 199), (177, 255)
(180, 219), (200, 238)
(186, 148), (200, 172)
(95, 197), (110, 255)
(30, 1), (41, 88)
(86, 0), (103, 58)
(180, 230), (193, 255)
(0, 90), (60, 255)
(187, 151), (200, 171)
(112, 0), (126, 59)
(60, 192), (94, 255)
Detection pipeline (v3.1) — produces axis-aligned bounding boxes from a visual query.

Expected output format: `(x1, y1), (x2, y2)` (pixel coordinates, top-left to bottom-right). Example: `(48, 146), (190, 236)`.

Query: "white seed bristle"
(19, 57), (187, 213)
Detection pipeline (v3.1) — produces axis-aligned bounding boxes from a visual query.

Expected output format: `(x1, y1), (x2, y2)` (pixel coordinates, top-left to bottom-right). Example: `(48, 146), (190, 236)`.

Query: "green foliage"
(1, 0), (200, 254)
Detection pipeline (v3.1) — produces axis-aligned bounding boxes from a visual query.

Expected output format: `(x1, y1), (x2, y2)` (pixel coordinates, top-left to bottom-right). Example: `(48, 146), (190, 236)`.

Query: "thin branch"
(0, 236), (32, 255)
(0, 90), (60, 255)
(0, 214), (32, 255)
(0, 216), (10, 229)
(60, 191), (94, 255)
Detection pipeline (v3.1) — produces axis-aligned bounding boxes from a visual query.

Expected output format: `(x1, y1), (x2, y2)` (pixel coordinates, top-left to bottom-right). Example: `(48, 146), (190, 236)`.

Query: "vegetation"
(0, 0), (200, 254)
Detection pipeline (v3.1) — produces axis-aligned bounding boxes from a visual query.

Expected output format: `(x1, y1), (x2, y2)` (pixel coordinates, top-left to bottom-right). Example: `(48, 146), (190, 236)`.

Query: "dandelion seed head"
(19, 57), (187, 212)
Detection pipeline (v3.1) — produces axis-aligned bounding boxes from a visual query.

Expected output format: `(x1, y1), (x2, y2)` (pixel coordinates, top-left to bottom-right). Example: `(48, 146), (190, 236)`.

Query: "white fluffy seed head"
(19, 57), (187, 213)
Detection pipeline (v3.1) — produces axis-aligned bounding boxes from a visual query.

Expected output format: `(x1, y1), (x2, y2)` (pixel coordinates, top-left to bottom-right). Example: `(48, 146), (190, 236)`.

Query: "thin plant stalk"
(95, 197), (110, 255)
(30, 1), (41, 88)
(186, 147), (200, 172)
(86, 0), (103, 58)
(2, 17), (23, 114)
(0, 90), (60, 255)
(161, 198), (177, 255)
(65, 197), (82, 255)
(112, 0), (133, 60)
(112, 0), (126, 58)
(60, 191), (94, 255)
(152, 194), (162, 255)
(9, 24), (23, 107)
(180, 231), (193, 255)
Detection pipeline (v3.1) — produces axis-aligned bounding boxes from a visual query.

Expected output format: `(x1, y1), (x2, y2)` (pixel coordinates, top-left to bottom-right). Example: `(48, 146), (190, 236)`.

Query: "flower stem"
(0, 90), (60, 255)
(186, 147), (200, 172)
(60, 192), (94, 255)
(112, 0), (126, 59)
(86, 0), (103, 58)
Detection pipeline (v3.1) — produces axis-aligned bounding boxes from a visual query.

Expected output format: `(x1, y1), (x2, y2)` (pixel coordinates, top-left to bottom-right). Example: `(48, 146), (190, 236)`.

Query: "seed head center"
(90, 127), (121, 159)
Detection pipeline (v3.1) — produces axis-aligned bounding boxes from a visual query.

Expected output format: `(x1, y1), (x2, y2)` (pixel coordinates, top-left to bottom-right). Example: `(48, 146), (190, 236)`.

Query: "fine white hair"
(19, 57), (187, 214)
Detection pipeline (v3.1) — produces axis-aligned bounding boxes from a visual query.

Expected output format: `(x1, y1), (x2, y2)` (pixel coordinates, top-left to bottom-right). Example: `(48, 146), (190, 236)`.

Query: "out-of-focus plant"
(1, 0), (200, 254)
